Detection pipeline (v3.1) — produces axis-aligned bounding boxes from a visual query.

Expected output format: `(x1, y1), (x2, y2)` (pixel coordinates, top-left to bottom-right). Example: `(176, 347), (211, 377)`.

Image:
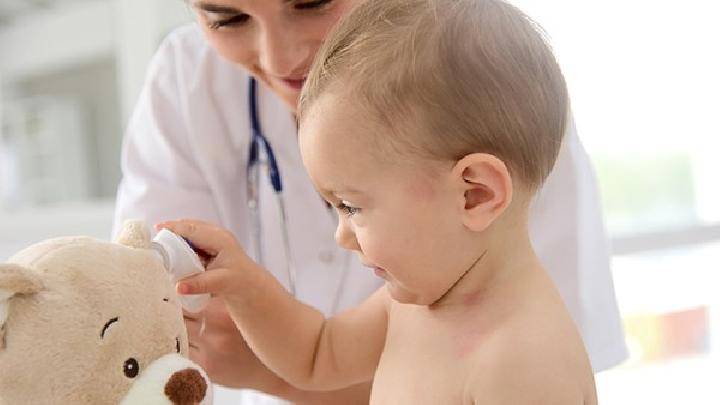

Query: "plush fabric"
(0, 221), (208, 404)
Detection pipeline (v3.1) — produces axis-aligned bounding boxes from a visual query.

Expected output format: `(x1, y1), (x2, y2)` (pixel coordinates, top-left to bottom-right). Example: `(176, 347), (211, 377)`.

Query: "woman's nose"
(258, 25), (311, 78)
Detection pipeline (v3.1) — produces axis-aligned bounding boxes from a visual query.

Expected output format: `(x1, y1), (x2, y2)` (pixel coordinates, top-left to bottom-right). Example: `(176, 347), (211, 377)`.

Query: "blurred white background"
(1, 0), (719, 403)
(0, 0), (191, 256)
(511, 1), (720, 403)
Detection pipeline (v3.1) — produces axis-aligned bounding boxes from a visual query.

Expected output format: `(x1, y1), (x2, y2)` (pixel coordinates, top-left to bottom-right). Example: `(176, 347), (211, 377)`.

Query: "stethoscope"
(247, 77), (297, 296)
(246, 77), (352, 309)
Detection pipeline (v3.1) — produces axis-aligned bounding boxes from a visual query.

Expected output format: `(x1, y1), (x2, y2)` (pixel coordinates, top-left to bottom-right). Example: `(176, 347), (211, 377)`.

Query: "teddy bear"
(0, 220), (209, 404)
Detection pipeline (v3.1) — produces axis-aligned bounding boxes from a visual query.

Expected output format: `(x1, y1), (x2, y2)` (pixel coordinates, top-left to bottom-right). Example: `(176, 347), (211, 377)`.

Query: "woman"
(113, 1), (627, 403)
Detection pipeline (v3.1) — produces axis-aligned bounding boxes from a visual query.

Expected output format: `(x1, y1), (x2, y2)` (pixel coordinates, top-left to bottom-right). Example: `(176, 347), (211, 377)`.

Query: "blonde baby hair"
(299, 0), (568, 190)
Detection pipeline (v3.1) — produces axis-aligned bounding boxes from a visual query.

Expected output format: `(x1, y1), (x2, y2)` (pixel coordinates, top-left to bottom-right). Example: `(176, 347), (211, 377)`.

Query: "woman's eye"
(337, 201), (360, 217)
(295, 0), (334, 11)
(207, 13), (250, 30)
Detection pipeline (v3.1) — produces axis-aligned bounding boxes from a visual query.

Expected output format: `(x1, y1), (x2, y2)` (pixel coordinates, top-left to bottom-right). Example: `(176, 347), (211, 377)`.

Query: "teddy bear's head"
(0, 221), (208, 404)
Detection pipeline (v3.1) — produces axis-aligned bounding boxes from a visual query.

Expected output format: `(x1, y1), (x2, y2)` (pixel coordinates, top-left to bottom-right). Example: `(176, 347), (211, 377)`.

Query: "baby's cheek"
(359, 236), (390, 264)
(365, 237), (408, 275)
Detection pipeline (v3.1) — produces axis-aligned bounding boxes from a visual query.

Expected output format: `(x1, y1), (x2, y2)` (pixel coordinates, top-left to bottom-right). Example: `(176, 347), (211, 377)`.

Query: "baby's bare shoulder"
(463, 315), (596, 404)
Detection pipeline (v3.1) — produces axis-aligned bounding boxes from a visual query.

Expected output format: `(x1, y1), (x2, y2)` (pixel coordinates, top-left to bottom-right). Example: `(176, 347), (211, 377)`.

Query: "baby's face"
(298, 93), (480, 305)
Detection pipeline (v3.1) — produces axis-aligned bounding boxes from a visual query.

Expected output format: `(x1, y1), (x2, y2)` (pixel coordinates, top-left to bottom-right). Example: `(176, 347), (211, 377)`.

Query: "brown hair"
(298, 0), (568, 189)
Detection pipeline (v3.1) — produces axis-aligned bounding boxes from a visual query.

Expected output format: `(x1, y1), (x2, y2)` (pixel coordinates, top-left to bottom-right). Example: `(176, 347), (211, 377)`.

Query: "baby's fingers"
(177, 268), (235, 296)
(158, 219), (238, 256)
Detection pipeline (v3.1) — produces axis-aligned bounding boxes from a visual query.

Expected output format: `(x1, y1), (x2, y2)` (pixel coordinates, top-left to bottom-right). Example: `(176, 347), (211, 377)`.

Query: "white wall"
(0, 0), (191, 252)
(15, 59), (121, 198)
(0, 200), (115, 260)
(0, 0), (191, 115)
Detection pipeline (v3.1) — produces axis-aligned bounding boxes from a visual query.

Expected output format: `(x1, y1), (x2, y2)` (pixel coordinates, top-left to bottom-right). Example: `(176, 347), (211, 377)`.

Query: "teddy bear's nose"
(164, 368), (207, 405)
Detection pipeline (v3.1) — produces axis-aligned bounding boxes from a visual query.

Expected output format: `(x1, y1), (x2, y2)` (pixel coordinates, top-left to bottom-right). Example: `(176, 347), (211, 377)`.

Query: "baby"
(161, 0), (597, 403)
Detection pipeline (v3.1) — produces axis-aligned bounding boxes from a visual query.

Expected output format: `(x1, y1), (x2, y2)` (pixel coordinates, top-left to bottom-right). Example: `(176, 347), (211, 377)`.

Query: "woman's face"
(190, 0), (357, 111)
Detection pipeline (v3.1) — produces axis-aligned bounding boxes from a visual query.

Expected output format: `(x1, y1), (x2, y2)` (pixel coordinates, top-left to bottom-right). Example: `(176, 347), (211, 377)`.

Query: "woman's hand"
(156, 219), (275, 389)
(184, 297), (289, 392)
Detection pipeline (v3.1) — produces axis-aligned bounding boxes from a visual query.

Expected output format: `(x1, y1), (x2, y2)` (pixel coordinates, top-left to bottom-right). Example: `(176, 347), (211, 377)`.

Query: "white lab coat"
(114, 24), (627, 404)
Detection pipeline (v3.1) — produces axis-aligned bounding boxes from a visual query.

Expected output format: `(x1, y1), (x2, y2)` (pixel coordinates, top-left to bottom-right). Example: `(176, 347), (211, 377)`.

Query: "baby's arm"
(159, 219), (389, 391)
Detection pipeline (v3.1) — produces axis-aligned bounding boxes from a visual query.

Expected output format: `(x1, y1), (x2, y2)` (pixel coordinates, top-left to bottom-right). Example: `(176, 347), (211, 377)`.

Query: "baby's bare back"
(370, 268), (597, 405)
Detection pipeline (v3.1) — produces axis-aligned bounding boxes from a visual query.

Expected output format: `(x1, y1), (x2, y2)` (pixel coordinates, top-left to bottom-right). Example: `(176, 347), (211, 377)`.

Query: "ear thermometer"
(151, 229), (210, 313)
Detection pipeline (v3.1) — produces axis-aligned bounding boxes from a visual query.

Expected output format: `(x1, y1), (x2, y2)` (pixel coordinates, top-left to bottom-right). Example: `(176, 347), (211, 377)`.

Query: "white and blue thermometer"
(152, 229), (210, 313)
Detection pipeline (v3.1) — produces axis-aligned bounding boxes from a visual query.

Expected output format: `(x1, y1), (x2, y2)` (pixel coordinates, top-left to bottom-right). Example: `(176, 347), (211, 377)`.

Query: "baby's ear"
(115, 219), (152, 249)
(452, 153), (513, 232)
(0, 264), (43, 349)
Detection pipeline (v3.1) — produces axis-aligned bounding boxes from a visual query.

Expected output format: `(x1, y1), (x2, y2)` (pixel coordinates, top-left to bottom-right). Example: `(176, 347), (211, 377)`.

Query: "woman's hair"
(298, 0), (568, 190)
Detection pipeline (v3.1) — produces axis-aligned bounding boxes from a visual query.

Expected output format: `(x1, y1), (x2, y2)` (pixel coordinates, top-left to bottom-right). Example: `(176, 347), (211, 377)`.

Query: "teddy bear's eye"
(176, 337), (181, 353)
(123, 358), (140, 378)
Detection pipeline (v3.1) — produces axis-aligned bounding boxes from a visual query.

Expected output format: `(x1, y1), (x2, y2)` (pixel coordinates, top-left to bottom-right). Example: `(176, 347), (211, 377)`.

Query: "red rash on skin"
(452, 292), (491, 357)
(454, 326), (486, 358)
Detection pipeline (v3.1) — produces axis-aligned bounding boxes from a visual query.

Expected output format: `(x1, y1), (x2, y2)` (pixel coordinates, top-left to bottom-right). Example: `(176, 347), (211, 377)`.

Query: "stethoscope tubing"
(246, 77), (351, 311)
(247, 77), (296, 296)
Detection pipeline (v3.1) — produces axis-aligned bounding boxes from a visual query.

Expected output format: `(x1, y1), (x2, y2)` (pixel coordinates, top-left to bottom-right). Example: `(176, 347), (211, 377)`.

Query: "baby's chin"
(386, 284), (437, 306)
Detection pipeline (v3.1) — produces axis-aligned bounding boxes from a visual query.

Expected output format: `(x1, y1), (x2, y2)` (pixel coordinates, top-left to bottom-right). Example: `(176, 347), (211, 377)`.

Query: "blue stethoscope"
(247, 77), (297, 296)
(246, 77), (353, 310)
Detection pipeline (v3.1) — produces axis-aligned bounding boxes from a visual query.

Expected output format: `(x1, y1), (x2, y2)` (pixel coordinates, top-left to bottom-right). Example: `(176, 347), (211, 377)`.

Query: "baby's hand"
(156, 219), (259, 297)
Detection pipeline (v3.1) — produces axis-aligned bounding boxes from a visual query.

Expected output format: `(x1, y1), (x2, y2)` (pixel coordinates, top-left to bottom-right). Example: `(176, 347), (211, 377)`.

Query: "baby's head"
(297, 0), (568, 305)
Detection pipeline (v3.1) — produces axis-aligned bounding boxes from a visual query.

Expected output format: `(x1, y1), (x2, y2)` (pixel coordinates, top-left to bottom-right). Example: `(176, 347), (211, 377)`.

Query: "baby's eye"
(337, 201), (360, 217)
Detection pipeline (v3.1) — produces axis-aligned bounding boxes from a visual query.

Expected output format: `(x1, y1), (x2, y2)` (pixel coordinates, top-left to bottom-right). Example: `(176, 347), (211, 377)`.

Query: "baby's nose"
(164, 368), (207, 405)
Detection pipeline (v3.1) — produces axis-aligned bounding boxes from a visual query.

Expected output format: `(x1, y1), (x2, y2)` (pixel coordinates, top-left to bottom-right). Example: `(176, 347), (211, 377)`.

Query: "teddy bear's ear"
(1, 264), (43, 348)
(115, 219), (152, 249)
